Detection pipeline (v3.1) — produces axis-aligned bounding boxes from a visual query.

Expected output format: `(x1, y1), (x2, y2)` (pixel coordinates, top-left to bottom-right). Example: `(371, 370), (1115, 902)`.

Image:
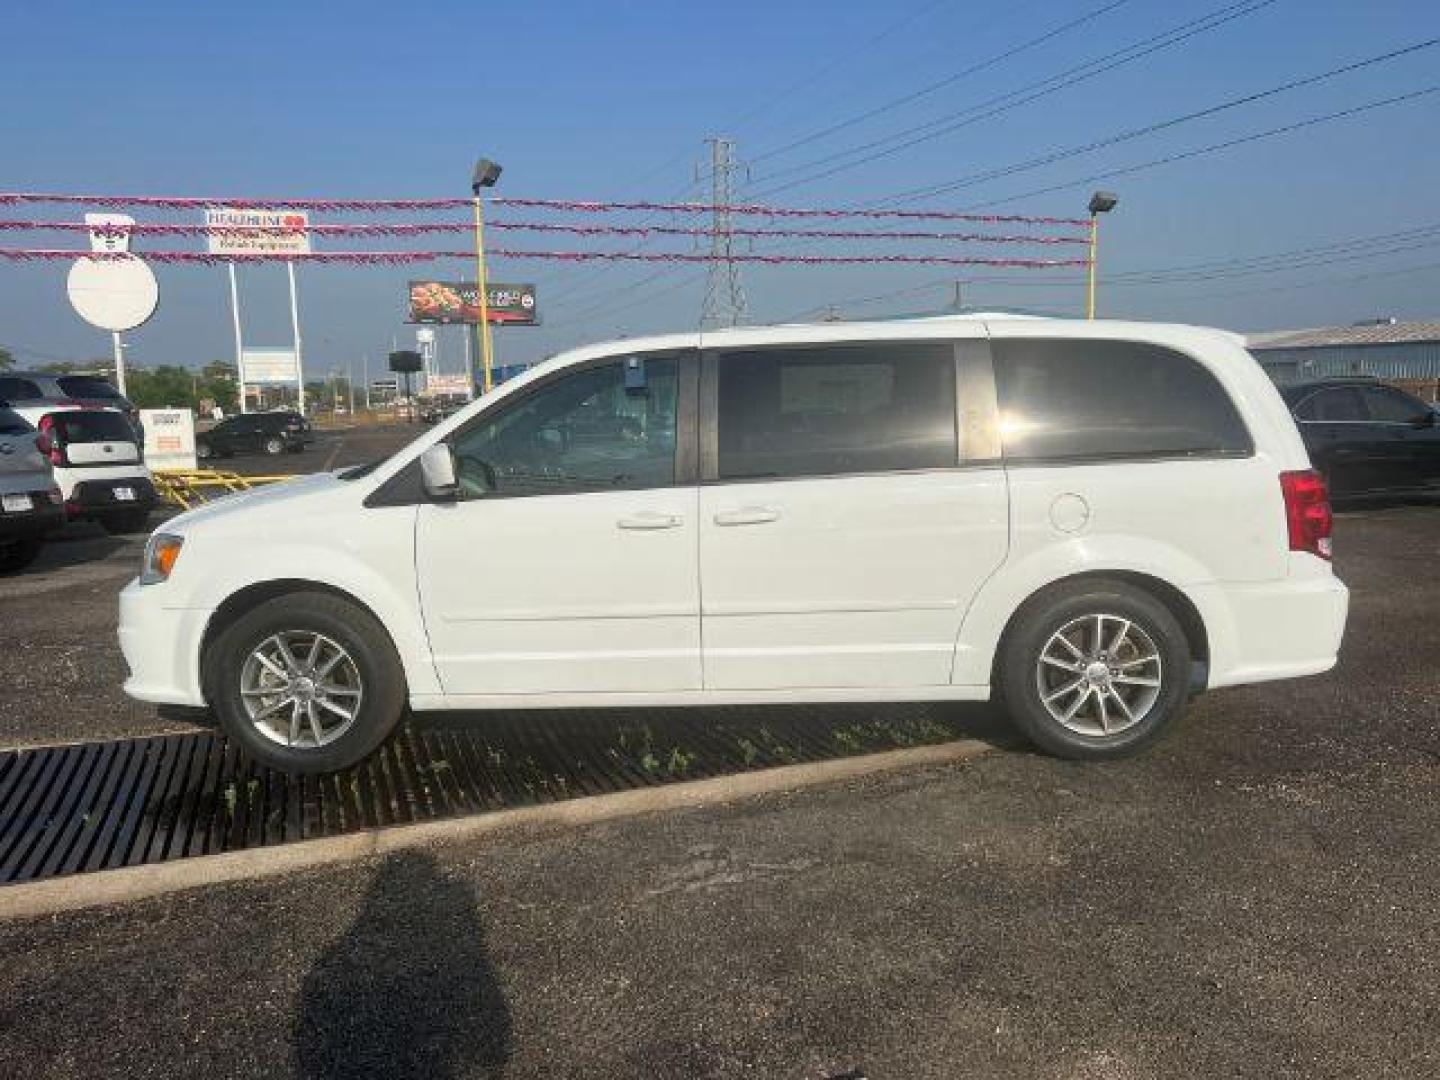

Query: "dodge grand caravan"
(118, 316), (1349, 774)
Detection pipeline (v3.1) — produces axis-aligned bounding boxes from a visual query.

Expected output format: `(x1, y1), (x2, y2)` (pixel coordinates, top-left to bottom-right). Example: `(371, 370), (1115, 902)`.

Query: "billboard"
(408, 281), (537, 325)
(205, 208), (312, 256)
(426, 373), (472, 397)
(241, 347), (300, 385)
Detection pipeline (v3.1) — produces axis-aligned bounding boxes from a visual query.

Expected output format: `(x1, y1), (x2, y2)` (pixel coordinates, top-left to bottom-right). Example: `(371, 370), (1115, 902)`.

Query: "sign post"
(228, 264), (247, 412)
(389, 350), (423, 423)
(287, 261), (305, 415)
(205, 208), (312, 414)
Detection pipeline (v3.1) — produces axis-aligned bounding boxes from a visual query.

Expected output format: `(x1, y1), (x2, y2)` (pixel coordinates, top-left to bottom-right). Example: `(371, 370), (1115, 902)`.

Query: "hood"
(164, 471), (353, 535)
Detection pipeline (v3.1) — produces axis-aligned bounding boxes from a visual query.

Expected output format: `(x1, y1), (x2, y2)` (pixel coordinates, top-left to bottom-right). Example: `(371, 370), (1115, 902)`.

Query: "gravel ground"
(0, 504), (1436, 1078)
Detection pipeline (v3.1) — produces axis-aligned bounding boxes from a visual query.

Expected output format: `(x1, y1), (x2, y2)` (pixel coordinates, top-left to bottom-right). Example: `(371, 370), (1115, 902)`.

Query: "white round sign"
(66, 255), (159, 332)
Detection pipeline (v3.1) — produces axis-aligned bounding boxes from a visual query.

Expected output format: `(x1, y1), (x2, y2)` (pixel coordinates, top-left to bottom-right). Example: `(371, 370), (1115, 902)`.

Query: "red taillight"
(38, 415), (64, 465)
(34, 432), (51, 457)
(1280, 469), (1333, 560)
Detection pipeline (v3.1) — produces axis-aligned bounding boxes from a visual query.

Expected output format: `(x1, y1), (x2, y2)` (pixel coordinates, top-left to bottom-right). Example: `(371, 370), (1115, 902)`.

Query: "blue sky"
(2, 0), (1438, 384)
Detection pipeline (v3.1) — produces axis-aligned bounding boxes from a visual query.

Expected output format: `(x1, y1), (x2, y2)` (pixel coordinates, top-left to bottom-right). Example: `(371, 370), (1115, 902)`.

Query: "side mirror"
(419, 442), (458, 500)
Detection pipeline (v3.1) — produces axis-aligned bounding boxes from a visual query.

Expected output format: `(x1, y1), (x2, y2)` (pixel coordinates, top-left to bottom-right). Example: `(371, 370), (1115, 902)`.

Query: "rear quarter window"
(993, 338), (1253, 464)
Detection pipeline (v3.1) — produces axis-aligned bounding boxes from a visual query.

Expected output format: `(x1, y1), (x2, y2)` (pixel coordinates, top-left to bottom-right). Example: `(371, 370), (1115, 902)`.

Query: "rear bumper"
(118, 579), (209, 706)
(1200, 569), (1350, 689)
(68, 476), (158, 516)
(0, 493), (64, 538)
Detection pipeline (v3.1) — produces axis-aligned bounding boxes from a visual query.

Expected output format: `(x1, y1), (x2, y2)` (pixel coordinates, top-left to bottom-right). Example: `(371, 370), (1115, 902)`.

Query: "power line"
(546, 82), (1439, 330)
(747, 0), (1132, 167)
(878, 37), (1440, 204)
(545, 0), (963, 303)
(724, 0), (960, 143)
(748, 0), (1279, 196)
(955, 83), (1440, 212)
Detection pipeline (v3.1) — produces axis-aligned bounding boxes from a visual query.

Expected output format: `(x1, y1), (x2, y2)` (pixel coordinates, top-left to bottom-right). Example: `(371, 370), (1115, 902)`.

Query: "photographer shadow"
(295, 850), (511, 1079)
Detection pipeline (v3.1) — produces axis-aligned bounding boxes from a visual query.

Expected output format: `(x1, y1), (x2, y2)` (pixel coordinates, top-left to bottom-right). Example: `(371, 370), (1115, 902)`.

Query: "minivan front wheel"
(207, 591), (406, 773)
(998, 579), (1191, 760)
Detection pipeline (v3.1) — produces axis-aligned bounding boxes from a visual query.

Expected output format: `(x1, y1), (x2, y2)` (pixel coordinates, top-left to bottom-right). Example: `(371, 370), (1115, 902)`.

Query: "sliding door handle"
(713, 506), (781, 526)
(617, 512), (683, 530)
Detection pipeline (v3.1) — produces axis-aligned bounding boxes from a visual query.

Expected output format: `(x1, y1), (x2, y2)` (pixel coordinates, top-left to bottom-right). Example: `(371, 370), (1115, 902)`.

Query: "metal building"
(1246, 319), (1440, 400)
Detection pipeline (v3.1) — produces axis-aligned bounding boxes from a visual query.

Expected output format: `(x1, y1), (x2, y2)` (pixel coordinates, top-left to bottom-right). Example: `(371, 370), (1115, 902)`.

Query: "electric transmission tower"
(700, 137), (747, 328)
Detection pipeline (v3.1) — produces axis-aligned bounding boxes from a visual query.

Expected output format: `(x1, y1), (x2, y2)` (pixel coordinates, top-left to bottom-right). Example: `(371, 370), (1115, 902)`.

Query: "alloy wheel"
(1034, 613), (1163, 737)
(239, 631), (364, 749)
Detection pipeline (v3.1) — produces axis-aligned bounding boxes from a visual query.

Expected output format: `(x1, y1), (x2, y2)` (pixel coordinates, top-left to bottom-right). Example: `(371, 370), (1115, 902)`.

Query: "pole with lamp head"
(471, 157), (503, 394)
(1086, 190), (1118, 320)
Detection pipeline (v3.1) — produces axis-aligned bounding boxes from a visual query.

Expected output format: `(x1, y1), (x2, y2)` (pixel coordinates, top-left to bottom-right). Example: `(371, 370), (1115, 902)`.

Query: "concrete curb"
(0, 738), (990, 921)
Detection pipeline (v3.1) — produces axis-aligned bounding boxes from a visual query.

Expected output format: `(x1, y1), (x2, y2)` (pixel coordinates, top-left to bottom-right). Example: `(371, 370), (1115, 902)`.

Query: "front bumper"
(118, 578), (210, 706)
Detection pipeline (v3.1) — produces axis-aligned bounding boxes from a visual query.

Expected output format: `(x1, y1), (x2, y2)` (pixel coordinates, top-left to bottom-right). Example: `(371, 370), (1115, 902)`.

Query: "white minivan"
(119, 316), (1348, 773)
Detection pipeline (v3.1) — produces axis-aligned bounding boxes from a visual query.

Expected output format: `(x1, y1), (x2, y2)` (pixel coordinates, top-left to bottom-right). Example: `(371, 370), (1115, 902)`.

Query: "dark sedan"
(1280, 378), (1440, 497)
(197, 411), (313, 459)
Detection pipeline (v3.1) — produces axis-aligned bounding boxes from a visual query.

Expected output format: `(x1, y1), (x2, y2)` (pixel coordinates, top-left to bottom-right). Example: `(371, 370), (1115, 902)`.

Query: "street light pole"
(1085, 191), (1118, 320)
(471, 157), (503, 395)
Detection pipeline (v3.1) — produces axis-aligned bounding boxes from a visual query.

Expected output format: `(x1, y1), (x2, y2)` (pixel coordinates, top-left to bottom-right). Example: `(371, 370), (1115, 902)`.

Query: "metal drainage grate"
(0, 704), (996, 887)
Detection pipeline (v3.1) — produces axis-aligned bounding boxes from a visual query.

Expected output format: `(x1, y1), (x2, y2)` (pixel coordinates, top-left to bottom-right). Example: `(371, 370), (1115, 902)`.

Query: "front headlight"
(140, 533), (184, 585)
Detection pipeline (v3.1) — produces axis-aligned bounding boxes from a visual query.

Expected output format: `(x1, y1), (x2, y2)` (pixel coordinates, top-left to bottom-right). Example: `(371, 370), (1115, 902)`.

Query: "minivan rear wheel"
(998, 579), (1190, 760)
(264, 436), (285, 455)
(207, 591), (407, 773)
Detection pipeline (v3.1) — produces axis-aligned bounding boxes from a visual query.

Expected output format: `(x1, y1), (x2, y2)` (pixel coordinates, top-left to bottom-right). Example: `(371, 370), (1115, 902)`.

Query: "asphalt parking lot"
(0, 471), (1437, 1077)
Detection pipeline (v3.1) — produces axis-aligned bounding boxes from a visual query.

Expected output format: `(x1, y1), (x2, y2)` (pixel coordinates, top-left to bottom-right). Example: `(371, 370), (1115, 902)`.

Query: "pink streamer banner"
(0, 192), (1090, 228)
(0, 246), (1090, 268)
(0, 219), (1089, 246)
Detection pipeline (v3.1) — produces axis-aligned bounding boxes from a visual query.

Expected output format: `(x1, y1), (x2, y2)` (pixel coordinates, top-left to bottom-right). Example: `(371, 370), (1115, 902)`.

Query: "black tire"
(997, 578), (1191, 760)
(100, 509), (151, 535)
(207, 591), (407, 774)
(264, 436), (285, 455)
(0, 536), (43, 574)
(196, 440), (213, 461)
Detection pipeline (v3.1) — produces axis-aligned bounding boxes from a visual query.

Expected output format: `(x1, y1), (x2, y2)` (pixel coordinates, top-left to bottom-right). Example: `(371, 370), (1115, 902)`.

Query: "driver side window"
(451, 357), (679, 498)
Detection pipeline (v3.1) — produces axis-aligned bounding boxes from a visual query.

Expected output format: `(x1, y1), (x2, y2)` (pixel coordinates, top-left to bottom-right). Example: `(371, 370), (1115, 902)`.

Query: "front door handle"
(617, 512), (683, 530)
(713, 506), (781, 527)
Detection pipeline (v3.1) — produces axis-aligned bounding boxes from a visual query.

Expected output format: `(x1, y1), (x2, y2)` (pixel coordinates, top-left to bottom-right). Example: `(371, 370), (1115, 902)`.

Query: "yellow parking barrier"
(152, 469), (298, 510)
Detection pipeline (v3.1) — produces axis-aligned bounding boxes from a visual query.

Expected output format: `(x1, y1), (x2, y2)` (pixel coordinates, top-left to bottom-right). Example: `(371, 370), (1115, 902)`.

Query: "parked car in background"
(0, 371), (141, 435)
(1279, 378), (1440, 497)
(0, 405), (63, 572)
(197, 410), (312, 459)
(12, 406), (156, 534)
(420, 401), (465, 425)
(121, 316), (1348, 775)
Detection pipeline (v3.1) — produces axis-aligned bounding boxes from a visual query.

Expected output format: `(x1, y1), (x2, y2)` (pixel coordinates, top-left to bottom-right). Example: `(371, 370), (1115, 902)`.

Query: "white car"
(13, 406), (157, 535)
(119, 316), (1349, 774)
